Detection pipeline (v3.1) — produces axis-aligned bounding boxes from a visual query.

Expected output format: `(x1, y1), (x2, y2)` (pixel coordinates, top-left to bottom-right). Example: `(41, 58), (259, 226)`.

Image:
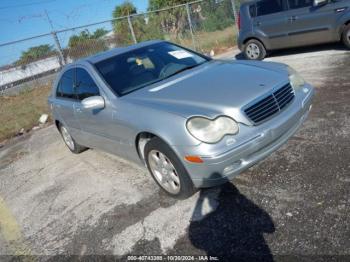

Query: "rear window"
(256, 0), (284, 16)
(56, 69), (75, 99)
(94, 42), (208, 96)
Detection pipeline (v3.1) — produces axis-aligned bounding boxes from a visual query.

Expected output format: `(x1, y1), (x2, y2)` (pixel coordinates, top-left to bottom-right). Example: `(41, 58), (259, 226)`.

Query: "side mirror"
(313, 0), (327, 6)
(81, 96), (105, 110)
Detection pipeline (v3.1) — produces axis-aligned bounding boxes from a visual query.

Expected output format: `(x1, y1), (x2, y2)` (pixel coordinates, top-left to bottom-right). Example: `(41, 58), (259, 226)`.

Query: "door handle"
(254, 21), (261, 26)
(335, 7), (347, 13)
(288, 16), (298, 21)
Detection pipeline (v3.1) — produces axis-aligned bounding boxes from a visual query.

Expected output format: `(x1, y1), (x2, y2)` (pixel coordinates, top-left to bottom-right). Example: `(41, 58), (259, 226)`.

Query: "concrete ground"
(0, 44), (349, 261)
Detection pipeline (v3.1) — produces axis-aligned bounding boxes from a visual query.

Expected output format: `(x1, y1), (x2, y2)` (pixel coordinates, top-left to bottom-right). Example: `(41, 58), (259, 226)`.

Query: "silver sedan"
(48, 40), (314, 199)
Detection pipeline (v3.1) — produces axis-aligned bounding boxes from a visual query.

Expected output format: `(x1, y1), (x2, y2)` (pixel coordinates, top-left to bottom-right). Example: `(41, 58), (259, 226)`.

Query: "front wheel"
(342, 24), (350, 49)
(144, 137), (196, 199)
(244, 39), (267, 60)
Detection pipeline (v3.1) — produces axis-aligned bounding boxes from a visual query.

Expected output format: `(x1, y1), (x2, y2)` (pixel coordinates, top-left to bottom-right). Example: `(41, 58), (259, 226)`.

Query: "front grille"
(244, 83), (295, 124)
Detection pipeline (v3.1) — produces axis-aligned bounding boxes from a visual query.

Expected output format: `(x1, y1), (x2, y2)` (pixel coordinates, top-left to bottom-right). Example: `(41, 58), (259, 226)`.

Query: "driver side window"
(256, 0), (284, 16)
(288, 0), (313, 9)
(75, 68), (100, 101)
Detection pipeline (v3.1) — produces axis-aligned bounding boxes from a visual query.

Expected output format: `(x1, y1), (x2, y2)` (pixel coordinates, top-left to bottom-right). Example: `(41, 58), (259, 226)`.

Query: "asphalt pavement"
(0, 44), (349, 261)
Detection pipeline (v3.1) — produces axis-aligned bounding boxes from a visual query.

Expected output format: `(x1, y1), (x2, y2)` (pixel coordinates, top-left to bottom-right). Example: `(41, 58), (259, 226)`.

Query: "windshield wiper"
(120, 62), (207, 96)
(163, 63), (205, 80)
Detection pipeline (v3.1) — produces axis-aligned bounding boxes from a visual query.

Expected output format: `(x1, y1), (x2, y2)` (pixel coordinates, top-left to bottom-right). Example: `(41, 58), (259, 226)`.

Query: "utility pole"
(44, 9), (55, 31)
(45, 9), (66, 66)
(186, 3), (196, 51)
(127, 14), (137, 44)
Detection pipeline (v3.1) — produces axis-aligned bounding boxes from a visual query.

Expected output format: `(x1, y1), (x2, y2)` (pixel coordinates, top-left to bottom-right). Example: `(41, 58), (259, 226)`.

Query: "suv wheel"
(244, 39), (267, 60)
(144, 137), (196, 199)
(59, 124), (87, 154)
(342, 24), (350, 49)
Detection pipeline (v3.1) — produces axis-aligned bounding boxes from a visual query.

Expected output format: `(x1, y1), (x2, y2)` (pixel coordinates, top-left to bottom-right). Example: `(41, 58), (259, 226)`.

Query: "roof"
(79, 40), (164, 65)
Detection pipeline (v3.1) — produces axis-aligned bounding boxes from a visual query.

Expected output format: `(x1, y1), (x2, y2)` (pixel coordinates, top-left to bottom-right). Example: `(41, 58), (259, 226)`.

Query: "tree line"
(14, 0), (237, 65)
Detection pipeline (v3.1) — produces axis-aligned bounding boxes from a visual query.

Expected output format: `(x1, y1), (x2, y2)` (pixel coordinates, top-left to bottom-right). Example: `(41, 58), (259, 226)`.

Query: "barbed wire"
(0, 0), (57, 10)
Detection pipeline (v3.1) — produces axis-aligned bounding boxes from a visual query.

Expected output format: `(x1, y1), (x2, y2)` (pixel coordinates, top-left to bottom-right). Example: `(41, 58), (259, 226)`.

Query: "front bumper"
(173, 85), (314, 188)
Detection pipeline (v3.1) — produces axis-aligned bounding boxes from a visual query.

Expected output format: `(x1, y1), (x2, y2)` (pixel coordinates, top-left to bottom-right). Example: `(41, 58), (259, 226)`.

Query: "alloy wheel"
(148, 150), (181, 194)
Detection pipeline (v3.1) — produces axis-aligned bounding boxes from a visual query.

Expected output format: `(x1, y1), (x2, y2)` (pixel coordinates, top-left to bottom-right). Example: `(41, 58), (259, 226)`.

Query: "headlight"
(186, 116), (239, 144)
(288, 66), (305, 90)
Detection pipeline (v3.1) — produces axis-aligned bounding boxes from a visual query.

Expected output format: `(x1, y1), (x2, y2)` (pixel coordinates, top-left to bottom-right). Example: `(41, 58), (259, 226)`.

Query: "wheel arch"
(135, 131), (158, 164)
(134, 130), (188, 166)
(339, 19), (350, 42)
(243, 37), (268, 50)
(337, 17), (350, 37)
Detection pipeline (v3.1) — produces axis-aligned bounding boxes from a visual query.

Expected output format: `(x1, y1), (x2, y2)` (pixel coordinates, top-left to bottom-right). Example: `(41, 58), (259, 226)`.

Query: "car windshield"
(94, 42), (209, 96)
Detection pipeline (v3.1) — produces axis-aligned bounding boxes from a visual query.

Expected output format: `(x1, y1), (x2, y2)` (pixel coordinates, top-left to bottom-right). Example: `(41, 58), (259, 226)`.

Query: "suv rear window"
(256, 0), (284, 16)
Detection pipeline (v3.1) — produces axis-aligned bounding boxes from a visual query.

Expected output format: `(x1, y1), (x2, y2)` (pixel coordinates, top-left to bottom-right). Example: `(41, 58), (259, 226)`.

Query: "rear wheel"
(59, 124), (87, 154)
(342, 24), (350, 49)
(244, 39), (267, 60)
(144, 137), (196, 199)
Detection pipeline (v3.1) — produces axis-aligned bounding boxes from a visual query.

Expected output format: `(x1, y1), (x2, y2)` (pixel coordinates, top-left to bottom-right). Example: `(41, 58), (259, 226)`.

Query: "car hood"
(125, 60), (289, 125)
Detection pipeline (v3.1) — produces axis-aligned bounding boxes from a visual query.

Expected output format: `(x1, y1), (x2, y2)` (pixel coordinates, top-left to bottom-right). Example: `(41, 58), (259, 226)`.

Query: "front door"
(73, 67), (128, 157)
(286, 0), (337, 47)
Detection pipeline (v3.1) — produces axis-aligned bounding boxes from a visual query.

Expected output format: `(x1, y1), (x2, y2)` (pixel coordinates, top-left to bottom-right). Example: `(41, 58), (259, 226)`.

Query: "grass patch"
(0, 85), (52, 142)
(172, 26), (238, 55)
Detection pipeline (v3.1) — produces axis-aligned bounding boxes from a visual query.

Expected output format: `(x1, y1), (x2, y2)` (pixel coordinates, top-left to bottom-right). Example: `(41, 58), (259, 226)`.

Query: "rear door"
(286, 0), (338, 47)
(253, 0), (290, 49)
(54, 69), (81, 139)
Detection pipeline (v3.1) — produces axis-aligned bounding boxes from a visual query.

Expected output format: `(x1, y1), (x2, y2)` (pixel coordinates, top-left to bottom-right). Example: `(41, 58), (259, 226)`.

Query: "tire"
(244, 39), (267, 60)
(342, 24), (350, 49)
(144, 137), (196, 199)
(59, 123), (87, 154)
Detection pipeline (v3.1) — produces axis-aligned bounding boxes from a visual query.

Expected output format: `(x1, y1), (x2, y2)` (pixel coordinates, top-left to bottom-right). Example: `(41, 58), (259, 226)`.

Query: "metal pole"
(230, 0), (239, 31)
(127, 15), (137, 44)
(51, 32), (66, 66)
(44, 9), (55, 31)
(186, 3), (196, 51)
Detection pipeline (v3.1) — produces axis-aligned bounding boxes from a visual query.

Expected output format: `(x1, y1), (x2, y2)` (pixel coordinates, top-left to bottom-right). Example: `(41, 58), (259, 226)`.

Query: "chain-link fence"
(0, 33), (62, 95)
(0, 0), (240, 96)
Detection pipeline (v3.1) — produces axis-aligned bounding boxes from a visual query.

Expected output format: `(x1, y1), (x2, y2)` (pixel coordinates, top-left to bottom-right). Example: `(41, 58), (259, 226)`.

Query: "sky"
(0, 0), (149, 65)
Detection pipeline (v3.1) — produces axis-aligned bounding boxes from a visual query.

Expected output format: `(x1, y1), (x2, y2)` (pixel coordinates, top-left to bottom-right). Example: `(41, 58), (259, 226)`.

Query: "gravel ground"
(0, 44), (349, 261)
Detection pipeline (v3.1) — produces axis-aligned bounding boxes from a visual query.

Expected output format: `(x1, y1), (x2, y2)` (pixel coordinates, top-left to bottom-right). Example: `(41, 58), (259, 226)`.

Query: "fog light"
(302, 87), (309, 93)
